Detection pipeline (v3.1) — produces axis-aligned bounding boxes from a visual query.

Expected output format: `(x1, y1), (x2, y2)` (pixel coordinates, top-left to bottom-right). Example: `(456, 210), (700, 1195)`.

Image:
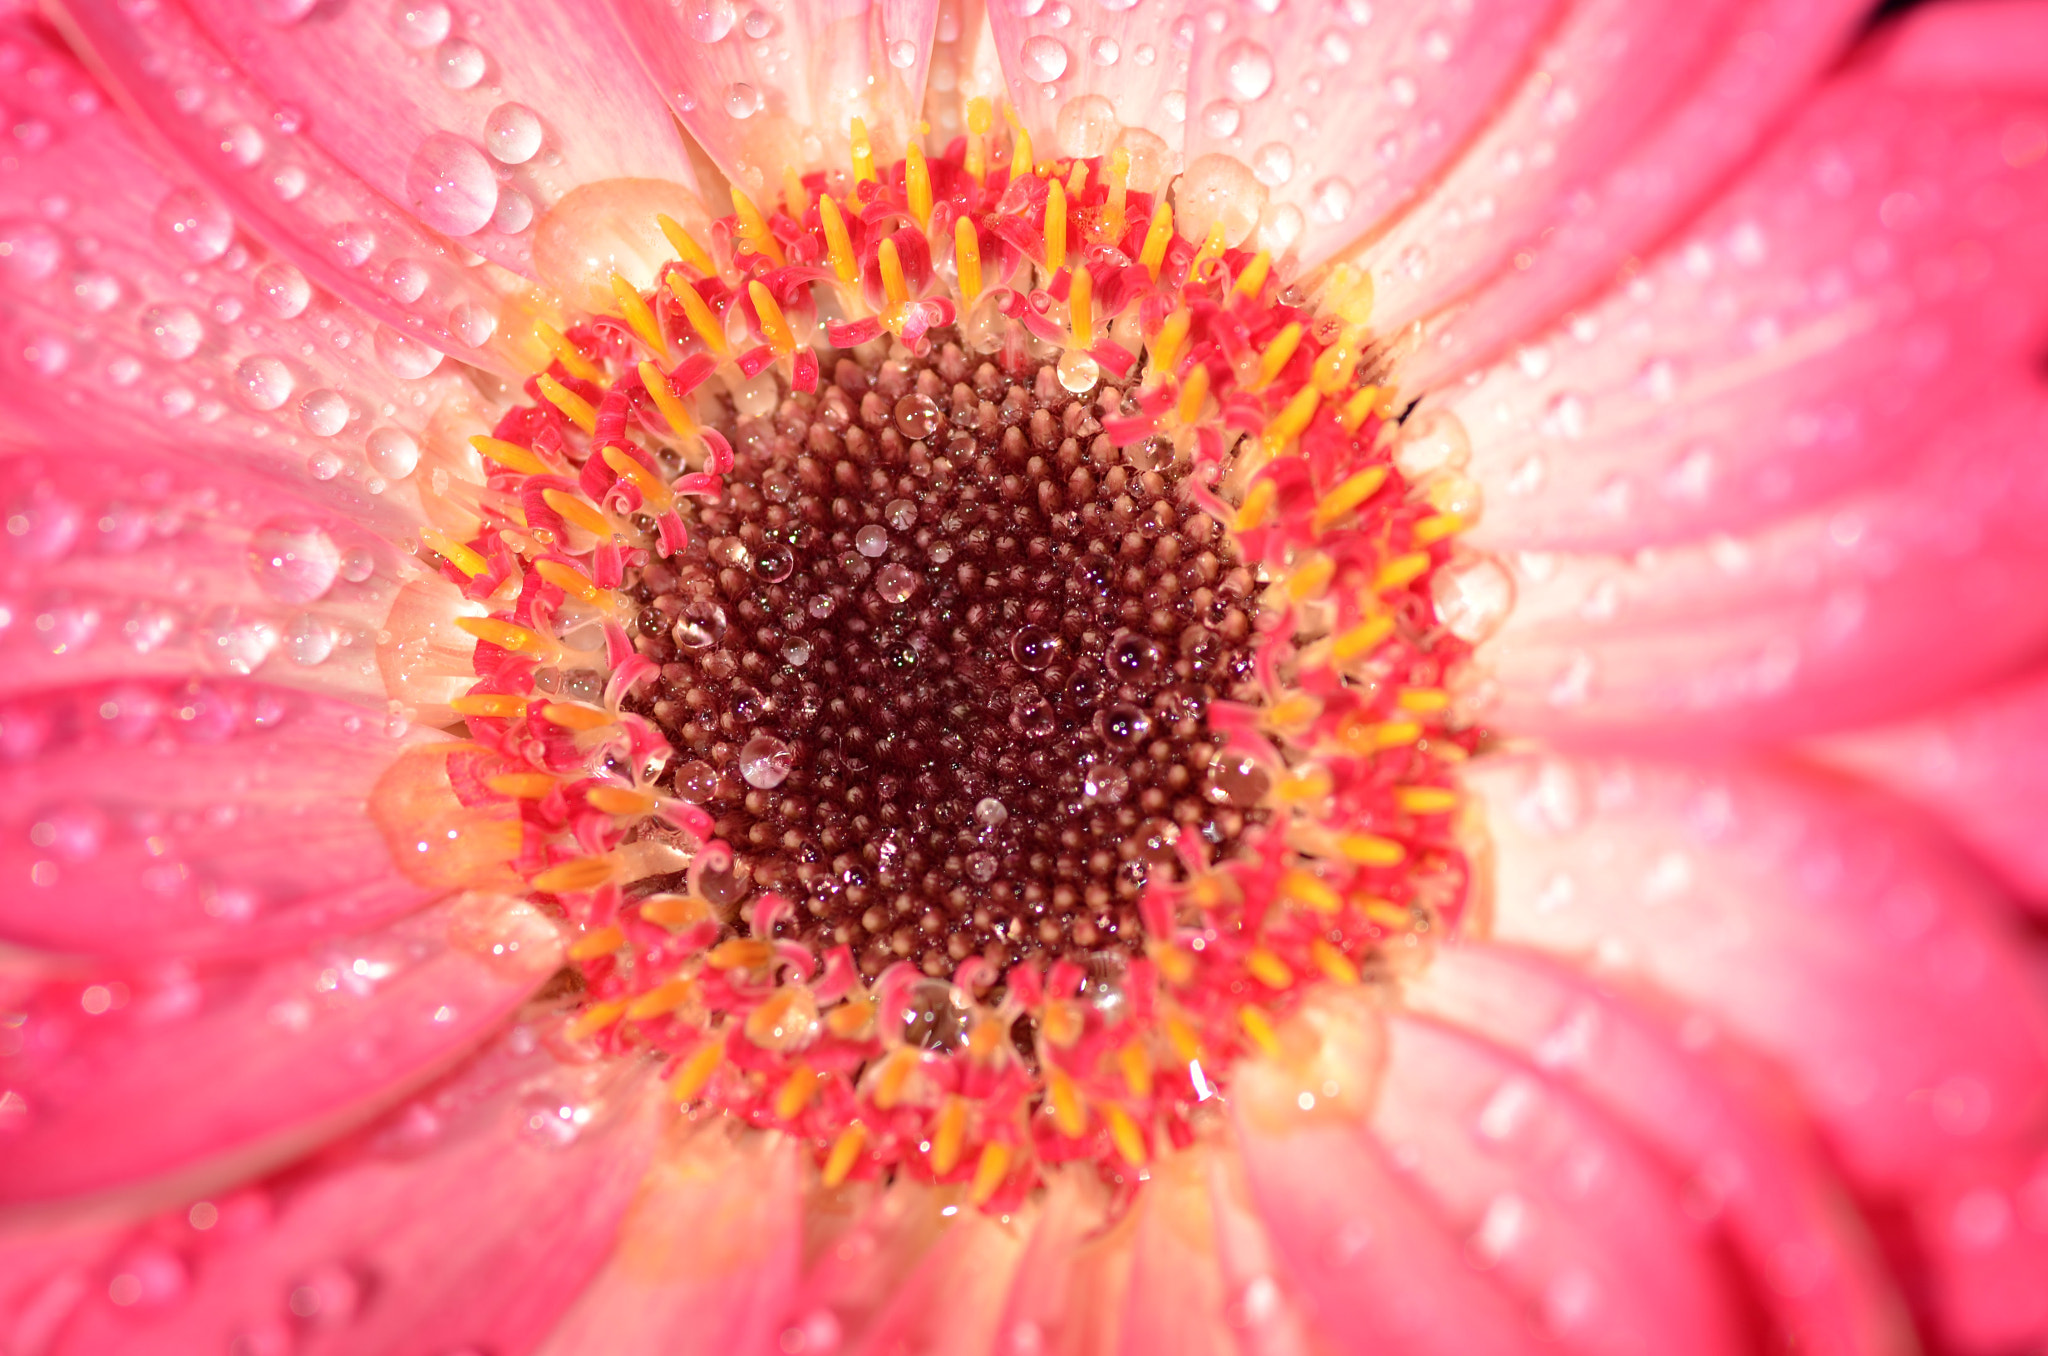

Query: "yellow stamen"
(468, 435), (549, 476)
(486, 772), (557, 799)
(1374, 720), (1424, 747)
(540, 487), (611, 538)
(1338, 833), (1407, 867)
(1105, 147), (1130, 241)
(849, 117), (876, 187)
(587, 785), (657, 816)
(1043, 178), (1067, 274)
(609, 272), (667, 359)
(1066, 159), (1089, 198)
(1067, 264), (1092, 346)
(1004, 106), (1033, 178)
(1190, 220), (1228, 277)
(817, 195), (858, 285)
(1235, 476), (1277, 532)
(1234, 250), (1272, 299)
(1046, 1067), (1086, 1138)
(1396, 786), (1459, 815)
(419, 528), (489, 578)
(536, 321), (605, 384)
(1246, 948), (1293, 989)
(965, 97), (992, 182)
(823, 1122), (867, 1187)
(454, 616), (549, 653)
(1281, 869), (1342, 913)
(566, 924), (626, 961)
(1149, 308), (1190, 378)
(1374, 551), (1431, 592)
(1165, 1014), (1202, 1064)
(636, 360), (698, 440)
(1176, 362), (1211, 425)
(532, 856), (617, 892)
(905, 141), (933, 228)
(1117, 1039), (1154, 1099)
(1139, 201), (1173, 279)
(535, 373), (596, 434)
(1331, 613), (1396, 663)
(970, 1141), (1011, 1204)
(748, 280), (796, 354)
(1264, 383), (1322, 449)
(877, 236), (909, 310)
(872, 1047), (918, 1109)
(656, 213), (716, 276)
(640, 893), (712, 928)
(625, 977), (697, 1020)
(1313, 341), (1361, 395)
(775, 1063), (818, 1120)
(1310, 938), (1361, 985)
(1239, 1005), (1282, 1058)
(1279, 762), (1334, 799)
(450, 693), (526, 720)
(565, 997), (629, 1042)
(1286, 553), (1335, 603)
(1312, 466), (1390, 532)
(1398, 686), (1450, 713)
(931, 1096), (969, 1174)
(1340, 384), (1381, 432)
(533, 558), (606, 606)
(600, 445), (672, 509)
(780, 166), (807, 221)
(729, 185), (785, 265)
(671, 1039), (724, 1101)
(1413, 512), (1464, 545)
(1324, 262), (1375, 328)
(1103, 1103), (1147, 1165)
(706, 938), (774, 970)
(954, 216), (982, 302)
(1365, 899), (1415, 930)
(667, 275), (730, 358)
(1254, 322), (1303, 390)
(1149, 940), (1196, 986)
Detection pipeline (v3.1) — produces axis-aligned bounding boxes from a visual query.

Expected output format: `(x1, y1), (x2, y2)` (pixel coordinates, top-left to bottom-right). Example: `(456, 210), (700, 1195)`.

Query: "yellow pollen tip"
(601, 445), (673, 510)
(1254, 322), (1303, 390)
(1340, 384), (1381, 432)
(1364, 899), (1415, 930)
(965, 98), (991, 182)
(609, 273), (668, 359)
(954, 216), (982, 302)
(1117, 1039), (1155, 1098)
(1105, 147), (1130, 240)
(1149, 308), (1190, 378)
(1039, 997), (1084, 1049)
(931, 1096), (969, 1174)
(536, 321), (605, 384)
(1314, 341), (1362, 396)
(1396, 786), (1460, 815)
(970, 1141), (1012, 1204)
(775, 1064), (818, 1120)
(1103, 1103), (1148, 1166)
(450, 693), (527, 720)
(625, 977), (697, 1020)
(778, 167), (808, 221)
(1235, 476), (1276, 533)
(667, 275), (730, 357)
(1398, 686), (1450, 713)
(818, 195), (858, 285)
(1338, 833), (1407, 867)
(1191, 221), (1228, 277)
(1139, 201), (1173, 279)
(1067, 264), (1092, 346)
(419, 528), (489, 578)
(1324, 262), (1376, 328)
(1331, 613), (1397, 663)
(533, 558), (606, 606)
(564, 997), (629, 1042)
(485, 772), (557, 799)
(729, 186), (786, 265)
(454, 616), (548, 654)
(532, 856), (618, 893)
(748, 280), (797, 355)
(1046, 1068), (1087, 1138)
(540, 487), (611, 538)
(635, 360), (697, 441)
(535, 373), (597, 434)
(1235, 250), (1273, 299)
(823, 1122), (867, 1188)
(539, 701), (614, 733)
(905, 142), (933, 228)
(656, 213), (716, 276)
(1238, 1005), (1282, 1058)
(640, 893), (712, 928)
(670, 1040), (724, 1101)
(871, 1047), (917, 1109)
(967, 96), (994, 136)
(566, 923), (626, 961)
(468, 435), (549, 477)
(586, 785), (657, 816)
(1265, 384), (1322, 450)
(1374, 551), (1432, 593)
(1310, 938), (1362, 985)
(1176, 362), (1211, 426)
(1149, 940), (1196, 987)
(1313, 466), (1391, 532)
(1044, 179), (1067, 274)
(1165, 1014), (1202, 1064)
(1286, 553), (1336, 603)
(849, 117), (876, 186)
(1282, 869), (1343, 913)
(1413, 512), (1464, 544)
(706, 938), (774, 971)
(1246, 948), (1294, 989)
(1003, 106), (1033, 178)
(877, 236), (910, 310)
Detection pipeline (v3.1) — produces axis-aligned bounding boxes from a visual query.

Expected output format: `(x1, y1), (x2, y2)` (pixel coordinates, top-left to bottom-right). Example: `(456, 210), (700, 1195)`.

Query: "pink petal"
(1118, 1149), (1239, 1356)
(985, 0), (1186, 169)
(1232, 1099), (1540, 1356)
(1907, 1145), (2048, 1354)
(44, 5), (530, 371)
(831, 1196), (1029, 1356)
(1871, 0), (2048, 93)
(1359, 0), (1866, 343)
(1399, 0), (1869, 388)
(0, 679), (442, 961)
(787, 1181), (957, 1350)
(1369, 1013), (1746, 1356)
(1478, 387), (2048, 748)
(1407, 944), (1914, 1356)
(0, 450), (414, 705)
(0, 896), (560, 1209)
(1178, 0), (1561, 262)
(607, 0), (937, 195)
(1469, 751), (2048, 1191)
(0, 1223), (125, 1356)
(532, 1123), (803, 1356)
(171, 0), (700, 279)
(1443, 61), (2048, 553)
(33, 1035), (660, 1355)
(0, 16), (483, 464)
(991, 1169), (1121, 1356)
(1806, 665), (2048, 911)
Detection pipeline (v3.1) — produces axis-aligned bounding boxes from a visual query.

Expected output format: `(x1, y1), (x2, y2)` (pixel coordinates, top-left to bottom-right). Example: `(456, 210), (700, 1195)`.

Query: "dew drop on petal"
(234, 354), (294, 411)
(0, 221), (62, 283)
(154, 188), (232, 263)
(484, 103), (543, 164)
(374, 325), (445, 379)
(1432, 555), (1514, 643)
(254, 261), (311, 318)
(673, 599), (728, 648)
(406, 133), (497, 237)
(885, 499), (918, 531)
(1310, 176), (1355, 225)
(1055, 93), (1118, 158)
(140, 305), (203, 360)
(1251, 142), (1293, 186)
(283, 611), (336, 665)
(249, 519), (342, 604)
(299, 388), (348, 437)
(258, 0), (319, 23)
(435, 37), (486, 89)
(1220, 39), (1274, 101)
(1012, 625), (1058, 669)
(739, 734), (793, 789)
(888, 39), (917, 68)
(365, 427), (420, 478)
(392, 0), (451, 47)
(1055, 348), (1098, 393)
(724, 83), (762, 119)
(686, 0), (737, 40)
(1201, 99), (1241, 138)
(1090, 35), (1119, 65)
(1020, 35), (1070, 82)
(492, 189), (534, 235)
(892, 393), (941, 439)
(1174, 153), (1268, 249)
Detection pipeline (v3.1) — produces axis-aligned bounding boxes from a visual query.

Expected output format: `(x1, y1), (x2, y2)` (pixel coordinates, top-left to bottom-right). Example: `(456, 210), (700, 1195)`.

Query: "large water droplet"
(406, 133), (497, 237)
(249, 519), (342, 604)
(154, 188), (232, 264)
(283, 611), (336, 665)
(1201, 99), (1241, 138)
(374, 325), (445, 379)
(673, 599), (727, 648)
(1095, 703), (1152, 745)
(740, 733), (793, 789)
(255, 261), (311, 318)
(140, 305), (203, 360)
(449, 301), (497, 347)
(1174, 153), (1268, 249)
(1019, 35), (1070, 82)
(392, 0), (451, 47)
(1251, 142), (1293, 186)
(1310, 177), (1355, 225)
(1220, 39), (1274, 100)
(1106, 628), (1162, 683)
(1433, 555), (1514, 643)
(484, 102), (543, 164)
(234, 354), (295, 411)
(366, 427), (420, 478)
(0, 220), (62, 283)
(892, 392), (941, 439)
(435, 37), (487, 89)
(686, 0), (737, 40)
(724, 83), (762, 119)
(299, 387), (349, 437)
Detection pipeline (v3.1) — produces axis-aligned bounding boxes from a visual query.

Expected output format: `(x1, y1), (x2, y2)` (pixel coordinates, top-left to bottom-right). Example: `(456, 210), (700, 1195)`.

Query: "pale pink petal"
(0, 450), (417, 705)
(45, 6), (531, 371)
(172, 0), (699, 281)
(1397, 0), (1867, 386)
(1469, 751), (2048, 1191)
(786, 1180), (956, 1350)
(0, 679), (442, 961)
(1477, 387), (2048, 748)
(1407, 944), (1914, 1356)
(923, 0), (1008, 145)
(1442, 62), (2048, 553)
(0, 896), (560, 1210)
(992, 1169), (1125, 1356)
(1370, 1013), (1746, 1356)
(607, 0), (937, 196)
(532, 1122), (803, 1356)
(985, 0), (1185, 169)
(0, 15), (487, 458)
(31, 1035), (659, 1355)
(1907, 1145), (2048, 1354)
(831, 1197), (1028, 1356)
(1358, 0), (1866, 342)
(1806, 665), (2048, 911)
(1233, 1100), (1539, 1356)
(1179, 0), (1560, 261)
(1118, 1148), (1239, 1356)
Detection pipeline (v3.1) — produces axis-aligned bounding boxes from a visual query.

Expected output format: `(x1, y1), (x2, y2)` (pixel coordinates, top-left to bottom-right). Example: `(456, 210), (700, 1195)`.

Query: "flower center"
(398, 103), (1486, 1207)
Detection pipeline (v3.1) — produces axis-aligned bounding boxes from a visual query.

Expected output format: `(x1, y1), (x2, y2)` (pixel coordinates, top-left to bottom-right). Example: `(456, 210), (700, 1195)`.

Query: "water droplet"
(1020, 35), (1070, 82)
(406, 132), (497, 237)
(1090, 35), (1120, 64)
(392, 0), (451, 47)
(482, 102), (543, 165)
(257, 0), (318, 21)
(218, 121), (265, 168)
(1314, 28), (1351, 64)
(740, 733), (793, 789)
(1201, 99), (1241, 138)
(154, 188), (232, 263)
(753, 541), (795, 581)
(0, 221), (62, 283)
(283, 611), (336, 665)
(449, 301), (497, 347)
(332, 221), (377, 267)
(140, 305), (203, 360)
(876, 562), (917, 604)
(491, 189), (534, 235)
(966, 850), (999, 883)
(374, 325), (445, 379)
(781, 637), (811, 666)
(1432, 556), (1513, 644)
(1174, 153), (1268, 249)
(295, 388), (346, 437)
(249, 519), (341, 604)
(1011, 699), (1057, 739)
(233, 354), (294, 411)
(1105, 628), (1162, 683)
(1392, 408), (1470, 478)
(888, 38), (918, 68)
(1310, 176), (1355, 225)
(1012, 626), (1059, 669)
(1545, 391), (1590, 439)
(902, 978), (970, 1050)
(384, 257), (430, 303)
(1251, 142), (1293, 187)
(200, 606), (280, 674)
(435, 37), (486, 89)
(1220, 39), (1274, 100)
(1207, 752), (1270, 805)
(673, 599), (727, 648)
(254, 261), (311, 318)
(686, 0), (736, 39)
(855, 523), (890, 558)
(520, 1089), (595, 1147)
(974, 797), (1008, 828)
(1082, 758), (1130, 804)
(1055, 348), (1099, 393)
(365, 427), (420, 479)
(893, 392), (941, 439)
(724, 82), (762, 119)
(287, 1261), (362, 1324)
(884, 498), (918, 531)
(741, 7), (774, 38)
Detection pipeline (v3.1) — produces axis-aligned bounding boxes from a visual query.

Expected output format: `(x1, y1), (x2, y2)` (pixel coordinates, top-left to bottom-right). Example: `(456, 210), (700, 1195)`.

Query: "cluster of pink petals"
(2, 0), (2047, 1352)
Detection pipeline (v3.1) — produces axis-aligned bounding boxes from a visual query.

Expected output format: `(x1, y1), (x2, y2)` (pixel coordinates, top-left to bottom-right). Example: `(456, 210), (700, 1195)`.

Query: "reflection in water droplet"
(893, 393), (941, 439)
(1094, 703), (1152, 745)
(724, 83), (762, 119)
(1019, 35), (1070, 82)
(234, 354), (294, 411)
(284, 611), (336, 665)
(141, 305), (203, 360)
(740, 734), (793, 789)
(154, 188), (233, 264)
(1202, 99), (1241, 138)
(888, 38), (918, 68)
(299, 388), (349, 437)
(406, 133), (497, 236)
(1012, 626), (1059, 669)
(449, 301), (497, 347)
(674, 599), (728, 648)
(249, 519), (342, 604)
(485, 102), (543, 164)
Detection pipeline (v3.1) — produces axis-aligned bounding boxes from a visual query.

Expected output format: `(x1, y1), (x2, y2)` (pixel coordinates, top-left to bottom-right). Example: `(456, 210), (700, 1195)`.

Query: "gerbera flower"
(4, 0), (2047, 1349)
